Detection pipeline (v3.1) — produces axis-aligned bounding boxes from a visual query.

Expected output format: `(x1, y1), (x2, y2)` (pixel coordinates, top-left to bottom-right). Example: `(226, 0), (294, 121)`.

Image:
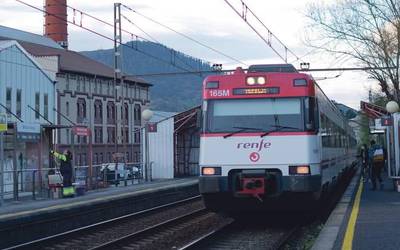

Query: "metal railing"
(0, 162), (145, 204)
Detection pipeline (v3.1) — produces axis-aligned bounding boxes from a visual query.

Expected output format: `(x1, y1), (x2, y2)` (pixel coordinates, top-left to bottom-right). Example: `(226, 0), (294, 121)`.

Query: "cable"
(120, 13), (200, 73)
(52, 0), (211, 73)
(121, 4), (248, 67)
(223, 0), (301, 63)
(16, 0), (201, 77)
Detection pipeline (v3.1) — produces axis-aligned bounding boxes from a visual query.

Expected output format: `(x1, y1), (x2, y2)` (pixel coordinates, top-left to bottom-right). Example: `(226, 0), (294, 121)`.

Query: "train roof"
(248, 64), (298, 73)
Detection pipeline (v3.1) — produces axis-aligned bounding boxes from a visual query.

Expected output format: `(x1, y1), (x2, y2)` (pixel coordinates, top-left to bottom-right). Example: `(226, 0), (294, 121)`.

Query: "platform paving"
(314, 170), (400, 250)
(352, 175), (400, 250)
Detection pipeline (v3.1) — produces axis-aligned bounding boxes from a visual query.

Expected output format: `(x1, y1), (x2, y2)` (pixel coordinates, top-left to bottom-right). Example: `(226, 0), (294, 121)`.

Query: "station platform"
(312, 171), (400, 250)
(0, 178), (199, 249)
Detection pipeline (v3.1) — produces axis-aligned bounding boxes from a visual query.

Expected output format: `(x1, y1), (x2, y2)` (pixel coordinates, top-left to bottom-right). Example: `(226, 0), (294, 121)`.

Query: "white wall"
(142, 117), (174, 179)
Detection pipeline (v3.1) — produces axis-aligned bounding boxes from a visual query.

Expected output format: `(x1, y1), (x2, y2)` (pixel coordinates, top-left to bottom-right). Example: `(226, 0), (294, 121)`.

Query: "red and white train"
(199, 64), (357, 211)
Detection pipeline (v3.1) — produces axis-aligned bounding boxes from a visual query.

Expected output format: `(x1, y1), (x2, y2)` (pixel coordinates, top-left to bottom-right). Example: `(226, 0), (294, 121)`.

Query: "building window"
(99, 153), (104, 164)
(16, 89), (21, 118)
(66, 101), (70, 116)
(44, 94), (48, 120)
(77, 98), (86, 123)
(124, 103), (129, 124)
(107, 101), (115, 124)
(134, 130), (141, 144)
(107, 127), (116, 143)
(98, 80), (102, 94)
(77, 78), (81, 91)
(94, 126), (103, 143)
(134, 104), (141, 126)
(66, 75), (70, 91)
(35, 92), (40, 119)
(82, 77), (86, 92)
(6, 88), (12, 117)
(94, 100), (103, 124)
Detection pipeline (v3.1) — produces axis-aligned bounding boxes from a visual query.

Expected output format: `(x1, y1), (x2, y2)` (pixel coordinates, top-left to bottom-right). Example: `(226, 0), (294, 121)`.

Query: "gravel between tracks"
(42, 200), (205, 250)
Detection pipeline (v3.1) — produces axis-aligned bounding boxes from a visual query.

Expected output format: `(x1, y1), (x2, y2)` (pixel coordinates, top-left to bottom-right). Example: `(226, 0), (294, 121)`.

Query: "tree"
(306, 0), (400, 102)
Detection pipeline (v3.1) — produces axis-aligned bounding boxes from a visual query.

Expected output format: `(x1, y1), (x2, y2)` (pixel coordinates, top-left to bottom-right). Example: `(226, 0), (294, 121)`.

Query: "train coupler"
(237, 177), (265, 202)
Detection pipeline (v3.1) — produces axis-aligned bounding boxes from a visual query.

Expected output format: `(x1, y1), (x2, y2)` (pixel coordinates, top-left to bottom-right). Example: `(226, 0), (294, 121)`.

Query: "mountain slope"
(81, 41), (212, 112)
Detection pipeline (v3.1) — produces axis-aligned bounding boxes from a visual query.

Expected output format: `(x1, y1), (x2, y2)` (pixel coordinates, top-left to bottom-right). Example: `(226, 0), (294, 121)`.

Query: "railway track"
(180, 218), (299, 250)
(7, 195), (208, 250)
(92, 208), (226, 250)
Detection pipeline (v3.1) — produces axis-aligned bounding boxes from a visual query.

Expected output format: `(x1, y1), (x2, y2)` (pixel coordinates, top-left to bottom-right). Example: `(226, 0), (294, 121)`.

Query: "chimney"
(44, 0), (68, 49)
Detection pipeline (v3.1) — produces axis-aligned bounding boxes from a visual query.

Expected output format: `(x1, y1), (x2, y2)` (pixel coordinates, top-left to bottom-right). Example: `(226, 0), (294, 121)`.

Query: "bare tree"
(306, 0), (400, 101)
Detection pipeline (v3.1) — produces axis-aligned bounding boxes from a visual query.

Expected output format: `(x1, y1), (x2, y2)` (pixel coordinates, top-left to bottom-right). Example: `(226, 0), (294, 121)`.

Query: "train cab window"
(206, 98), (304, 133)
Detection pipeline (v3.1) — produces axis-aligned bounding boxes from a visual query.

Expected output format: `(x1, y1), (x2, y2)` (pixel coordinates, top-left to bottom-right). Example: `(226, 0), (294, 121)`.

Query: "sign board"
(381, 117), (393, 126)
(148, 123), (157, 133)
(17, 122), (41, 142)
(72, 126), (91, 136)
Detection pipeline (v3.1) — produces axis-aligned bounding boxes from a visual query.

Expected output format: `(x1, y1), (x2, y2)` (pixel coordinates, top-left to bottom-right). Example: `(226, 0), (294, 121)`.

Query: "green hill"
(81, 41), (212, 112)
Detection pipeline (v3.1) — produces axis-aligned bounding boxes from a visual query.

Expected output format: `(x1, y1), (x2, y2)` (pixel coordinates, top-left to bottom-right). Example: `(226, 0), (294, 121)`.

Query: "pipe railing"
(0, 162), (145, 204)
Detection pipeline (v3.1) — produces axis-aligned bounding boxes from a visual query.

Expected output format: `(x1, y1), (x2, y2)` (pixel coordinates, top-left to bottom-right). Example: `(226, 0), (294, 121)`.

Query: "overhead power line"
(223, 0), (301, 63)
(16, 0), (202, 76)
(121, 4), (248, 66)
(127, 66), (397, 77)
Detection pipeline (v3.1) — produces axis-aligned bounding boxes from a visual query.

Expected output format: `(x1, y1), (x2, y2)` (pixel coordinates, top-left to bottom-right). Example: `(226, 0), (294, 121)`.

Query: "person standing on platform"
(51, 150), (75, 197)
(368, 140), (385, 190)
(360, 144), (369, 182)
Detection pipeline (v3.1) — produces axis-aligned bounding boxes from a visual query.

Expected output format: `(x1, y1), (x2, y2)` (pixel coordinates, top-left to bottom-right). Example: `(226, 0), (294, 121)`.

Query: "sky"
(1, 0), (376, 110)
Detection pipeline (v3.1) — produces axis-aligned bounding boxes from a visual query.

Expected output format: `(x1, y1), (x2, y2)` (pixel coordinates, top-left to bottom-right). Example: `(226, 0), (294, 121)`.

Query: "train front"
(199, 65), (322, 211)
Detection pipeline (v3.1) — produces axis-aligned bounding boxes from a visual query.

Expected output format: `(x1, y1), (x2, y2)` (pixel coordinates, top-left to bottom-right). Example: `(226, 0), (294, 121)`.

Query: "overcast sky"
(1, 0), (375, 109)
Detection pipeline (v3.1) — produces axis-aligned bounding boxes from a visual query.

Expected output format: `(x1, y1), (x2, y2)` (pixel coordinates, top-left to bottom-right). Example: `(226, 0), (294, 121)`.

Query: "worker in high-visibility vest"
(51, 150), (75, 197)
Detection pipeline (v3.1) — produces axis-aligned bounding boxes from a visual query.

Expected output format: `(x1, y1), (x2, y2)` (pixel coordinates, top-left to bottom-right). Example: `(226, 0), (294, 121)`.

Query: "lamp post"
(386, 101), (399, 114)
(142, 109), (153, 182)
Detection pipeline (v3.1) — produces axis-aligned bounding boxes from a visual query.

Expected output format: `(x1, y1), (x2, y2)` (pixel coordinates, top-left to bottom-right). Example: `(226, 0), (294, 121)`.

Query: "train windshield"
(205, 98), (315, 133)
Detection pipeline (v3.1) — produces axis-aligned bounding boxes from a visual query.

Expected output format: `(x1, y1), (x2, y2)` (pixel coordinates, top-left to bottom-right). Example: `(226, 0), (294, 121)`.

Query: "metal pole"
(0, 131), (4, 205)
(145, 123), (149, 181)
(13, 123), (18, 201)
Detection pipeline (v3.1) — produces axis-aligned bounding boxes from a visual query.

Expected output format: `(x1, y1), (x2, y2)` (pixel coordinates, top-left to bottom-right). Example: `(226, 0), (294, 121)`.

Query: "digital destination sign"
(232, 87), (279, 95)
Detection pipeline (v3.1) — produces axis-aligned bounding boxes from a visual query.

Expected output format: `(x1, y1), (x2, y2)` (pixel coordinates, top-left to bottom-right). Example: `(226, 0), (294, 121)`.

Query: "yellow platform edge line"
(342, 178), (364, 250)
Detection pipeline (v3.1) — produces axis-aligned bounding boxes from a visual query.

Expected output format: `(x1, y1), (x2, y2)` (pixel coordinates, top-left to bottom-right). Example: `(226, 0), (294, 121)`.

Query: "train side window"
(305, 97), (318, 131)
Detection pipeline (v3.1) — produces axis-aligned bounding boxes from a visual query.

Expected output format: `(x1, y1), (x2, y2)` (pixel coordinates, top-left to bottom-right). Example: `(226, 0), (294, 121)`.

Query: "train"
(198, 64), (358, 211)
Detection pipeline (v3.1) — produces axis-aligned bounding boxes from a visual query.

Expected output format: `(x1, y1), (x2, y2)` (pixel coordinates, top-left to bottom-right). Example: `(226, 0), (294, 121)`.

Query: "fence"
(0, 162), (145, 203)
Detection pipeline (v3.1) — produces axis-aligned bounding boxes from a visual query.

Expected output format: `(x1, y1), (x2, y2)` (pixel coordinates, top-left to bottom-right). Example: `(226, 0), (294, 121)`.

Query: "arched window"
(77, 98), (86, 123)
(134, 104), (141, 126)
(94, 100), (103, 124)
(124, 103), (129, 123)
(107, 101), (115, 124)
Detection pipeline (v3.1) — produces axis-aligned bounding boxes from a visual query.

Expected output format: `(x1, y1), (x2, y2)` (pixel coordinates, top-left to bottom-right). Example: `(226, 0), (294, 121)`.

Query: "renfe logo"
(237, 139), (272, 152)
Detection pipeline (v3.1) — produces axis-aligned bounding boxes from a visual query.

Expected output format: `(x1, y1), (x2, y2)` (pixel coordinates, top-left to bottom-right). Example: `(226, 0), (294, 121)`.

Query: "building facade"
(0, 26), (151, 168)
(0, 40), (56, 192)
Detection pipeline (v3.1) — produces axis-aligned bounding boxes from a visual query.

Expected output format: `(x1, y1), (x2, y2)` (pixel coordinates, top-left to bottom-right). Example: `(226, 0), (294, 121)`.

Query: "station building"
(0, 39), (56, 192)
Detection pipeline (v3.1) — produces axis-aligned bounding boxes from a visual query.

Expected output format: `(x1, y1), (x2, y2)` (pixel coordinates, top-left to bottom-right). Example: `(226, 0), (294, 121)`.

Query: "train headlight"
(202, 167), (221, 176)
(289, 165), (310, 175)
(257, 77), (266, 85)
(246, 77), (256, 85)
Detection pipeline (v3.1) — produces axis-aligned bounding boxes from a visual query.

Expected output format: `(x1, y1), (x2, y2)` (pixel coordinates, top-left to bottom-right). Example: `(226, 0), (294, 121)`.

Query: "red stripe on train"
(200, 131), (317, 137)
